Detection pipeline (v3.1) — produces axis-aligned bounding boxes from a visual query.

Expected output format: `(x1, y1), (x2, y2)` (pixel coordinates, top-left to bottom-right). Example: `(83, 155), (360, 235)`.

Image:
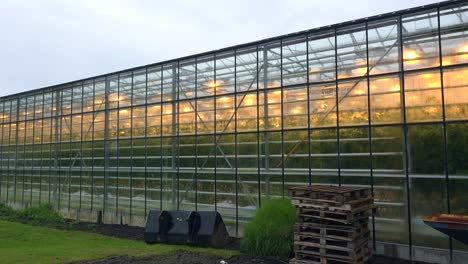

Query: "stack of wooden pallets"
(288, 185), (375, 264)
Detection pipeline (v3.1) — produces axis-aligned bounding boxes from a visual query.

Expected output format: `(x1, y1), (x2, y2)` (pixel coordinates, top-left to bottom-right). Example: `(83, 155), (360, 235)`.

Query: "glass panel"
(443, 66), (468, 121)
(309, 82), (337, 128)
(371, 126), (407, 247)
(337, 24), (367, 79)
(404, 70), (442, 122)
(283, 86), (308, 129)
(338, 78), (368, 126)
(408, 124), (448, 251)
(447, 123), (468, 251)
(440, 4), (468, 66)
(370, 75), (402, 124)
(236, 47), (258, 93)
(368, 18), (400, 75)
(308, 31), (336, 82)
(216, 51), (235, 95)
(402, 9), (440, 70)
(282, 36), (307, 86)
(259, 41), (281, 89)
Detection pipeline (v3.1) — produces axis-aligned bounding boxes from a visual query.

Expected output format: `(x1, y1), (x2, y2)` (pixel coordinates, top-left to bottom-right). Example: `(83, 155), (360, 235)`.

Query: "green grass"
(0, 220), (237, 264)
(240, 198), (296, 259)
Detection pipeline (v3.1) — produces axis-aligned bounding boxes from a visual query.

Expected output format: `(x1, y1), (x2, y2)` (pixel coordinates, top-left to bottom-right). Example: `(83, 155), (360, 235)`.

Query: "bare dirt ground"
(74, 251), (429, 264)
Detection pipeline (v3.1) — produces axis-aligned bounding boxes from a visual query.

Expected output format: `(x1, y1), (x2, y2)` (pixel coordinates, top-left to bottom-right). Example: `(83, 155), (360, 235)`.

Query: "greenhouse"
(0, 0), (467, 261)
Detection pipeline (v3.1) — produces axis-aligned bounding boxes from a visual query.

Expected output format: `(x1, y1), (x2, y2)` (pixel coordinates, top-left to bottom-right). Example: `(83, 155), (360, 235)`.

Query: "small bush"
(240, 198), (296, 259)
(21, 204), (64, 224)
(0, 203), (65, 225)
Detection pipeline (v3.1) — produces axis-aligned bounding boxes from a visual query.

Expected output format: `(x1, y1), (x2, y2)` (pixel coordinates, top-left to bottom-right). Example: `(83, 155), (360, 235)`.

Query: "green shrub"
(0, 204), (18, 218)
(20, 204), (64, 224)
(240, 198), (296, 259)
(0, 203), (65, 225)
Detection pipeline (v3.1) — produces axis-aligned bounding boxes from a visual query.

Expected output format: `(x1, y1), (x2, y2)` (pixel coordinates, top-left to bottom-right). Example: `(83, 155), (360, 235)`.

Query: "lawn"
(0, 220), (237, 264)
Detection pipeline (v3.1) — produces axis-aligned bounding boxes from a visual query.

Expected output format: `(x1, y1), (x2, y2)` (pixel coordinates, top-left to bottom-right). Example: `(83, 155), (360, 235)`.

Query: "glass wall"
(0, 0), (467, 256)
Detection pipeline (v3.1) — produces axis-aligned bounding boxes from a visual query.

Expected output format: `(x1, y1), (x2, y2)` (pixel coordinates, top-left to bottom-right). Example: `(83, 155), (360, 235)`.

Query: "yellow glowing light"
(425, 107), (438, 113)
(95, 100), (103, 104)
(165, 109), (172, 114)
(219, 97), (229, 102)
(245, 99), (254, 106)
(119, 109), (129, 114)
(320, 103), (328, 109)
(354, 89), (365, 95)
(370, 85), (378, 90)
(292, 108), (301, 114)
(428, 81), (441, 88)
(377, 78), (390, 82)
(273, 90), (281, 95)
(422, 73), (433, 79)
(183, 107), (191, 112)
(442, 60), (451, 66)
(404, 49), (419, 60)
(390, 84), (400, 91)
(459, 45), (468, 58)
(207, 80), (223, 88)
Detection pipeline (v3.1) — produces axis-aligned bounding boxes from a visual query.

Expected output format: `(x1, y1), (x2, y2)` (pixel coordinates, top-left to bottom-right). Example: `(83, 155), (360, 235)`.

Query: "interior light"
(183, 107), (191, 112)
(354, 89), (365, 95)
(219, 97), (229, 102)
(404, 49), (420, 65)
(428, 81), (441, 88)
(207, 80), (223, 88)
(390, 84), (400, 91)
(442, 61), (451, 66)
(459, 45), (468, 58)
(292, 108), (301, 114)
(245, 99), (254, 106)
(404, 49), (419, 60)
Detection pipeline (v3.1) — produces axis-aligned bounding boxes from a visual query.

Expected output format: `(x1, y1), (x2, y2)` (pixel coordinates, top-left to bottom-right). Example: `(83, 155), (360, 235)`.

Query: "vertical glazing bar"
(53, 91), (61, 208)
(13, 97), (20, 205)
(306, 34), (312, 186)
(398, 14), (413, 259)
(130, 72), (134, 217)
(334, 28), (341, 186)
(195, 58), (198, 211)
(159, 67), (163, 210)
(171, 63), (177, 210)
(214, 56), (218, 212)
(31, 95), (36, 205)
(256, 45), (261, 206)
(79, 82), (84, 211)
(103, 76), (110, 214)
(144, 67), (148, 217)
(90, 80), (95, 211)
(68, 89), (73, 210)
(365, 22), (377, 251)
(234, 49), (239, 236)
(280, 39), (285, 197)
(175, 61), (180, 211)
(262, 46), (270, 198)
(437, 6), (452, 260)
(116, 74), (120, 215)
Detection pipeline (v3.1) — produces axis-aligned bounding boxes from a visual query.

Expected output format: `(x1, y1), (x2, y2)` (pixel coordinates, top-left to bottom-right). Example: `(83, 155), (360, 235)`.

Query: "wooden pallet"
(294, 240), (370, 262)
(288, 185), (371, 203)
(291, 196), (374, 212)
(295, 231), (370, 248)
(295, 222), (369, 241)
(296, 206), (373, 224)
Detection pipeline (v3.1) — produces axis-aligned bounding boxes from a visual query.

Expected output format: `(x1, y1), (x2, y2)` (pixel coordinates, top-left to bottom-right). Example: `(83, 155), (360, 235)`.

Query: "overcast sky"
(0, 0), (443, 97)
